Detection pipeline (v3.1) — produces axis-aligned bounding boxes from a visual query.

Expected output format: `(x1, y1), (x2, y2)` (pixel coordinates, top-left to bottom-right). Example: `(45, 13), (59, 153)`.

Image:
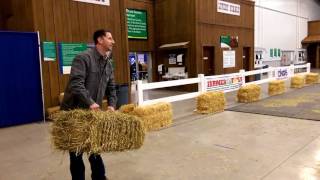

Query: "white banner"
(217, 0), (240, 16)
(206, 74), (243, 92)
(73, 0), (110, 6)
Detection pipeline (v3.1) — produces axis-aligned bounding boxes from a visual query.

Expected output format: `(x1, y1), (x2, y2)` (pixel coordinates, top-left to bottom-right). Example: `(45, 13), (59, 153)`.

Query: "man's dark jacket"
(61, 48), (117, 110)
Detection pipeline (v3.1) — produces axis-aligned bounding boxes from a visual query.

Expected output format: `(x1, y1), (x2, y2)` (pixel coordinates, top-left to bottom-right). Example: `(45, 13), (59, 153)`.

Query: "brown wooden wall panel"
(308, 21), (320, 35)
(155, 0), (197, 79)
(126, 0), (155, 52)
(196, 0), (254, 75)
(4, 0), (34, 31)
(29, 0), (129, 109)
(198, 0), (254, 28)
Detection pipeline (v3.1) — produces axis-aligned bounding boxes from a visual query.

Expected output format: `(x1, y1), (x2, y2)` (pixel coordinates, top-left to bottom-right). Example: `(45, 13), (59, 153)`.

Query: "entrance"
(129, 52), (152, 82)
(243, 47), (251, 82)
(202, 46), (215, 76)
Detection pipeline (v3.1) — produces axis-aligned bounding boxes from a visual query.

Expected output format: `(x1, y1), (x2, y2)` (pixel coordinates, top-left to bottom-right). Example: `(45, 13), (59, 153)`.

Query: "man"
(61, 29), (117, 180)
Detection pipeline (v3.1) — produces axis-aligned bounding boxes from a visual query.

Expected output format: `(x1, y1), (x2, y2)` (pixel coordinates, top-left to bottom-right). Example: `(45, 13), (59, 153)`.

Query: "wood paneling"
(1, 0), (130, 109)
(196, 0), (254, 75)
(2, 0), (254, 109)
(308, 20), (320, 36)
(155, 0), (197, 79)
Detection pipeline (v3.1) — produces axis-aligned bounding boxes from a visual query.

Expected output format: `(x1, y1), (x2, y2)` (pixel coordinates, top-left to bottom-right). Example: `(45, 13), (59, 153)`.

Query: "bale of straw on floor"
(119, 102), (173, 131)
(196, 91), (225, 114)
(51, 109), (145, 155)
(291, 75), (304, 88)
(306, 73), (319, 84)
(268, 80), (285, 96)
(237, 84), (261, 103)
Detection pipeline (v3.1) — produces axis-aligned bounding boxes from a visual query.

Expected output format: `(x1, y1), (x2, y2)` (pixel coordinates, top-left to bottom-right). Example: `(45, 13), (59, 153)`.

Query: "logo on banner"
(206, 75), (243, 92)
(276, 68), (289, 80)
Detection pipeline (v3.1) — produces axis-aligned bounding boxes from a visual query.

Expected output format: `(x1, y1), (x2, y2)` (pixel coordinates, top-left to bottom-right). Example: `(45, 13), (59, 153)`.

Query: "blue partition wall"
(0, 31), (44, 127)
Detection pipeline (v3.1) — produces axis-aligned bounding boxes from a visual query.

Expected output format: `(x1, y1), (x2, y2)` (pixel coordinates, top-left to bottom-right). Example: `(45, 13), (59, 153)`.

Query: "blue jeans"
(69, 152), (106, 180)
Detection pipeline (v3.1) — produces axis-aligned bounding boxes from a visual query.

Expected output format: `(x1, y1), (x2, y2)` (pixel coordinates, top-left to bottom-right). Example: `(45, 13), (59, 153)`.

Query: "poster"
(223, 50), (235, 68)
(58, 43), (88, 74)
(42, 41), (56, 61)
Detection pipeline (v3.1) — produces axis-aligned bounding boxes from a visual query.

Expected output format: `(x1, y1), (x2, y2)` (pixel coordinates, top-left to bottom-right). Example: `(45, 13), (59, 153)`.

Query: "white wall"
(255, 0), (320, 52)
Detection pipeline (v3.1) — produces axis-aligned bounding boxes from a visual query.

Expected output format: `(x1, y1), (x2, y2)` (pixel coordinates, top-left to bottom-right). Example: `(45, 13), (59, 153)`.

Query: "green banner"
(126, 9), (148, 39)
(59, 43), (87, 66)
(220, 35), (238, 48)
(43, 41), (56, 61)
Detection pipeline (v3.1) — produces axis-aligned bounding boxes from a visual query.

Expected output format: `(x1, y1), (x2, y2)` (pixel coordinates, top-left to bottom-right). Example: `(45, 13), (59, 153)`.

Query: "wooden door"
(202, 46), (215, 76)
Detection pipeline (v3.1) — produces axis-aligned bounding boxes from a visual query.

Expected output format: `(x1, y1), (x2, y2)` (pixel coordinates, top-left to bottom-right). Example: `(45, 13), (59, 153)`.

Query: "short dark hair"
(93, 29), (111, 44)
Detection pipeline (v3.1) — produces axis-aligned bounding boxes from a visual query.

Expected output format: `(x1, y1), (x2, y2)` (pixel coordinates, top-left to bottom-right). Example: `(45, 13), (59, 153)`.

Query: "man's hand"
(90, 103), (100, 110)
(107, 106), (115, 111)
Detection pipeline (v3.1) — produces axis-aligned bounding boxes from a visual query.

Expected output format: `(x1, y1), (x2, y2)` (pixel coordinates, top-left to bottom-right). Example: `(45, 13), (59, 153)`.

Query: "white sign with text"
(217, 0), (240, 16)
(73, 0), (110, 6)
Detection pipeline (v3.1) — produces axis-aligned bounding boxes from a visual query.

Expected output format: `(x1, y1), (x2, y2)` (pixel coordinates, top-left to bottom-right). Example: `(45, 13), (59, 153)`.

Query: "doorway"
(243, 47), (251, 82)
(202, 46), (215, 76)
(129, 52), (152, 83)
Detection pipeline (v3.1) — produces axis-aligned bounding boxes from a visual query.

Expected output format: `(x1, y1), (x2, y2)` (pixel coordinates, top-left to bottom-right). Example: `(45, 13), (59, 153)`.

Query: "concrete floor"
(2, 110), (320, 179)
(2, 75), (320, 179)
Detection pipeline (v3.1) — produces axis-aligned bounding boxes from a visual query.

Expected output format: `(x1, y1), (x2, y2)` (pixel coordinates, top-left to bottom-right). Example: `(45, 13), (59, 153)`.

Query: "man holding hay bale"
(61, 29), (116, 180)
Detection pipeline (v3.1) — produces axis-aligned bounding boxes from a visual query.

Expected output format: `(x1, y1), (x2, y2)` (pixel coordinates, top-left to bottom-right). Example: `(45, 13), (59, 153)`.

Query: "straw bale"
(237, 84), (261, 103)
(119, 103), (173, 131)
(306, 73), (319, 84)
(291, 75), (304, 88)
(268, 80), (285, 96)
(196, 91), (225, 114)
(51, 109), (145, 155)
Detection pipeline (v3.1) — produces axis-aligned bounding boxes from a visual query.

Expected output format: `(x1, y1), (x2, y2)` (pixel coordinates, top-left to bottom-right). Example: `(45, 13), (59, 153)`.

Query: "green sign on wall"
(126, 9), (148, 39)
(43, 41), (56, 61)
(59, 42), (87, 74)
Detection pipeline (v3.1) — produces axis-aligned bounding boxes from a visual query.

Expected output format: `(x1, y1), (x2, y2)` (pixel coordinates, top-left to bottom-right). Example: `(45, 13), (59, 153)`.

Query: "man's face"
(98, 32), (115, 52)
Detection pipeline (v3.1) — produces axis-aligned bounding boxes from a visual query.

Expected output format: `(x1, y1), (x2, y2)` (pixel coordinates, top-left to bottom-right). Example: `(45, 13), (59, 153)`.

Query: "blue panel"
(0, 31), (44, 127)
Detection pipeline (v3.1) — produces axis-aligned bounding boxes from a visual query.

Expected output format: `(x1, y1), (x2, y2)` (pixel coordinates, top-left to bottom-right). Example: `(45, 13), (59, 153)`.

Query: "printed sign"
(276, 68), (290, 80)
(127, 9), (148, 39)
(206, 74), (243, 92)
(73, 0), (110, 6)
(42, 41), (56, 61)
(217, 0), (240, 16)
(58, 43), (88, 74)
(223, 50), (236, 68)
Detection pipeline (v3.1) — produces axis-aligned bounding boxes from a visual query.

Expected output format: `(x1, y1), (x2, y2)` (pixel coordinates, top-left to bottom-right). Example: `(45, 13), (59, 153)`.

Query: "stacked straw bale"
(51, 109), (145, 155)
(119, 102), (173, 131)
(196, 91), (225, 114)
(291, 75), (304, 88)
(268, 80), (286, 96)
(306, 73), (319, 84)
(237, 84), (261, 103)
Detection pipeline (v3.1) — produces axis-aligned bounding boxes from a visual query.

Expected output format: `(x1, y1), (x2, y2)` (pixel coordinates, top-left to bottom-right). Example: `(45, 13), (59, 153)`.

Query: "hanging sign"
(58, 43), (88, 74)
(217, 0), (240, 16)
(73, 0), (110, 6)
(42, 41), (56, 61)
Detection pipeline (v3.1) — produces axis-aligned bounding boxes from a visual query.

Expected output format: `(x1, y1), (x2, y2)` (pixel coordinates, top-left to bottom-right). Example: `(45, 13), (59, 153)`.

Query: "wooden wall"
(29, 0), (130, 109)
(196, 0), (255, 75)
(0, 0), (33, 31)
(155, 0), (197, 79)
(308, 20), (320, 35)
